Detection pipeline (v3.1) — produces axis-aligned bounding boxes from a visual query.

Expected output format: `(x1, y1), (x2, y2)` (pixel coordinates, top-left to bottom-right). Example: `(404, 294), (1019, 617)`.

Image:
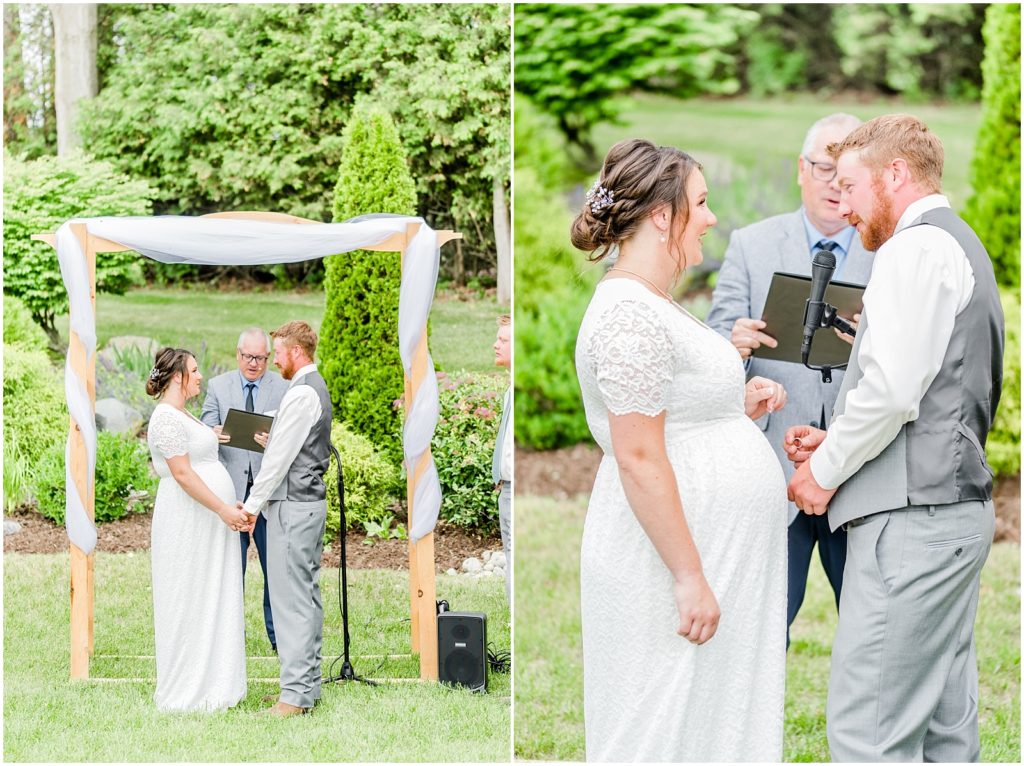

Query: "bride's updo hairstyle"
(146, 347), (194, 398)
(570, 138), (701, 261)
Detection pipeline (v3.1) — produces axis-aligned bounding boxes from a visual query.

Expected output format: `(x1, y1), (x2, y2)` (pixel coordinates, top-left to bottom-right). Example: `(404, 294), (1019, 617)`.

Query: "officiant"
(201, 327), (289, 653)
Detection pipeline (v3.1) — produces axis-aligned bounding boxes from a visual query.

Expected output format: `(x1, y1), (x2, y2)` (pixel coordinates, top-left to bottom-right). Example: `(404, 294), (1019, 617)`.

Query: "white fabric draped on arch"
(55, 214), (443, 554)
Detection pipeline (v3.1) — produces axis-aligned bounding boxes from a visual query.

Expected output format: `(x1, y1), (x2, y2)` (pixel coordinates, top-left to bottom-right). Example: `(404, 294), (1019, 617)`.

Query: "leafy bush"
(3, 152), (154, 341)
(323, 420), (402, 544)
(431, 371), (505, 532)
(3, 344), (67, 509)
(33, 431), (156, 524)
(963, 2), (1020, 289)
(320, 104), (417, 466)
(3, 294), (49, 350)
(987, 288), (1021, 477)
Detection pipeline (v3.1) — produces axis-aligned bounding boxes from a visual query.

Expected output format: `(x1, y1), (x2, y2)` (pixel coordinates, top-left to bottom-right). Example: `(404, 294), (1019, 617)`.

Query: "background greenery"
(4, 553), (510, 761)
(4, 3), (510, 288)
(513, 494), (1021, 762)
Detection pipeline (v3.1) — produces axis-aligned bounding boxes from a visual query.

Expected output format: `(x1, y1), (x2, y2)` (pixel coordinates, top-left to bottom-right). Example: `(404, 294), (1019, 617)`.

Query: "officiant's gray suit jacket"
(201, 370), (290, 502)
(706, 209), (875, 524)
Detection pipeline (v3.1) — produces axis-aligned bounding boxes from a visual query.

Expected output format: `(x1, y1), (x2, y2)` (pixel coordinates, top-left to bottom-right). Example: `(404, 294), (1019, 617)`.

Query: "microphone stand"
(802, 302), (857, 384)
(325, 442), (377, 687)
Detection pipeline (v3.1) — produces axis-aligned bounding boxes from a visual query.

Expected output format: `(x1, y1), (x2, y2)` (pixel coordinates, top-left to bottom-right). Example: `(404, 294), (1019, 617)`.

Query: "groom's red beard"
(850, 177), (898, 252)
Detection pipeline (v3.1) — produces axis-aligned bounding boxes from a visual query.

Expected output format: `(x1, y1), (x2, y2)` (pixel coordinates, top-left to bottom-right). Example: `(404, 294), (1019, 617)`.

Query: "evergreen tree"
(963, 2), (1020, 288)
(319, 104), (416, 463)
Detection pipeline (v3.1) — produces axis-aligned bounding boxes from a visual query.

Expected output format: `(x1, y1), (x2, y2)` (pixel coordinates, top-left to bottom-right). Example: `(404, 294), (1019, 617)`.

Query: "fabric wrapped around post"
(53, 214), (443, 553)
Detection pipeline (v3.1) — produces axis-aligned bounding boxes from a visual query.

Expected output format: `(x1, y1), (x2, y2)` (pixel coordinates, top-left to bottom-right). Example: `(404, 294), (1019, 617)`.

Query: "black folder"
(756, 271), (867, 367)
(221, 408), (274, 453)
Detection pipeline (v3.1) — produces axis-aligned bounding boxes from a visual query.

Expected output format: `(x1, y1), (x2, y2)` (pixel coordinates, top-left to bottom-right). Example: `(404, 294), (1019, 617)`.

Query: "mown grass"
(4, 553), (510, 762)
(513, 494), (1020, 762)
(55, 287), (502, 374)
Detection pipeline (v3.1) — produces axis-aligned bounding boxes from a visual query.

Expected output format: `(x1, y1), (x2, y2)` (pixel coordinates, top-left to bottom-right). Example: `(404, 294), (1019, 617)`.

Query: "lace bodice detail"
(576, 280), (748, 453)
(147, 404), (221, 478)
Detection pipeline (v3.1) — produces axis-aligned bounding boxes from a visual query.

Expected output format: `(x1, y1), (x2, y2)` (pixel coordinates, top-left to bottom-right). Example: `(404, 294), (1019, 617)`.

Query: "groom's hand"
(787, 460), (836, 516)
(783, 425), (825, 465)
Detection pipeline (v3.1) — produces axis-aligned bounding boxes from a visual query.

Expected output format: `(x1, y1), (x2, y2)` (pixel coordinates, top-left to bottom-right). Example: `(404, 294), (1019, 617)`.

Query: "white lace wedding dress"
(576, 279), (787, 762)
(147, 403), (246, 712)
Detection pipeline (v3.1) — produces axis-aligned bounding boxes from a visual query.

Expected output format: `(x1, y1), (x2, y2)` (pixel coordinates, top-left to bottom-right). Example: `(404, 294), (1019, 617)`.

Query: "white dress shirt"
(244, 363), (323, 515)
(810, 195), (976, 490)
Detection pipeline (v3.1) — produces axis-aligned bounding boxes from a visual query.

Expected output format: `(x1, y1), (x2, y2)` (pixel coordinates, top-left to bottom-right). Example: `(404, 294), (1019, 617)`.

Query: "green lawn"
(56, 287), (502, 374)
(4, 553), (510, 762)
(513, 494), (1021, 762)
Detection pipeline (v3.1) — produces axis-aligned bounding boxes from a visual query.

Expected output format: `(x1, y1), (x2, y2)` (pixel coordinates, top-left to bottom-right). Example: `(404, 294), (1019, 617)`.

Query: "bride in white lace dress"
(145, 348), (252, 712)
(571, 140), (789, 761)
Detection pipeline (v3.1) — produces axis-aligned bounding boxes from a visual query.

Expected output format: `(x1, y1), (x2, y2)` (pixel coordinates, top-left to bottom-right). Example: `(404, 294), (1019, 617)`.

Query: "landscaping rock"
(4, 519), (22, 536)
(461, 556), (483, 573)
(490, 551), (507, 569)
(96, 398), (145, 435)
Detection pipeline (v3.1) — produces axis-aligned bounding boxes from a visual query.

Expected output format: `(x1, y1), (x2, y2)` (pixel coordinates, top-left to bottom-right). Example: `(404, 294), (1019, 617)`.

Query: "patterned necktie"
(492, 388), (511, 484)
(244, 383), (255, 412)
(815, 238), (840, 256)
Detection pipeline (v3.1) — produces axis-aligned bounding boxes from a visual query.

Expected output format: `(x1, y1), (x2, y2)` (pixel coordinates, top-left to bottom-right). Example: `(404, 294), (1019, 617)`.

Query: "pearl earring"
(660, 234), (666, 243)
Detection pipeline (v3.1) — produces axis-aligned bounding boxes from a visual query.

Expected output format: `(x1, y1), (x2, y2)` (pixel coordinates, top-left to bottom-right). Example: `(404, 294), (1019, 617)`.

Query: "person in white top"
(786, 114), (1004, 761)
(492, 314), (512, 601)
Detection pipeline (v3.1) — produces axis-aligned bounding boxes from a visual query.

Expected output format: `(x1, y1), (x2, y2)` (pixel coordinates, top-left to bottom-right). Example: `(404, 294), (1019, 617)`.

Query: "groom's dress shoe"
(266, 701), (310, 718)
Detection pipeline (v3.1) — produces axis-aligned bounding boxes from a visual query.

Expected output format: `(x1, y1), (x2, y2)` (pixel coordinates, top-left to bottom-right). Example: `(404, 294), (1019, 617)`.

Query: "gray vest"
(828, 207), (1004, 531)
(268, 369), (333, 503)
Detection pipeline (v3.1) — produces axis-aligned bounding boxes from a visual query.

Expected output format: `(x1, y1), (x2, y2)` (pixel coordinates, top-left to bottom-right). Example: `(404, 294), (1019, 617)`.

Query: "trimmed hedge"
(3, 294), (49, 350)
(323, 420), (402, 544)
(320, 103), (417, 466)
(963, 2), (1021, 288)
(988, 288), (1021, 477)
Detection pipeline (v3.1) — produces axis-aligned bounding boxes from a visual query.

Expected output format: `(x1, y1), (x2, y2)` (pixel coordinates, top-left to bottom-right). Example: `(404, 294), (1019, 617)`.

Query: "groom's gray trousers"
(827, 500), (994, 762)
(265, 498), (327, 709)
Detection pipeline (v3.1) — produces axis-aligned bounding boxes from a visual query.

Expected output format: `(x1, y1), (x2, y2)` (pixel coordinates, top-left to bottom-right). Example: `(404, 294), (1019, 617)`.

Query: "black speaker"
(437, 611), (487, 691)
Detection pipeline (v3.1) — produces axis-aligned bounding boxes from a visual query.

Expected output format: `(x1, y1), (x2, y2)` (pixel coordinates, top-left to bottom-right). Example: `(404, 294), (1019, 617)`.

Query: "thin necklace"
(606, 267), (709, 329)
(607, 267), (672, 301)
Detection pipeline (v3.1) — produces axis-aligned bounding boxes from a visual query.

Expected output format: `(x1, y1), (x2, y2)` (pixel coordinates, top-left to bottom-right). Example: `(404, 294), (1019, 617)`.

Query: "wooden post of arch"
(35, 215), (460, 682)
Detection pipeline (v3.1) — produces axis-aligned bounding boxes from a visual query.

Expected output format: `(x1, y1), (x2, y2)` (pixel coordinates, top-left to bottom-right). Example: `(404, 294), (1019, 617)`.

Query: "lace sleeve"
(148, 409), (189, 460)
(589, 299), (674, 416)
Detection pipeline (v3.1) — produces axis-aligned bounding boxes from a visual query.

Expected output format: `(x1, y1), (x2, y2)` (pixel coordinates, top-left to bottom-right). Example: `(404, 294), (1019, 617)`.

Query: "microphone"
(801, 249), (837, 365)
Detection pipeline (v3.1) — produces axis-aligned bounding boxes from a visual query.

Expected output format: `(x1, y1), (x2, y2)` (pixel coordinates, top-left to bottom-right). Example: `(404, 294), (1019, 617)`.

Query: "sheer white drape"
(55, 215), (442, 553)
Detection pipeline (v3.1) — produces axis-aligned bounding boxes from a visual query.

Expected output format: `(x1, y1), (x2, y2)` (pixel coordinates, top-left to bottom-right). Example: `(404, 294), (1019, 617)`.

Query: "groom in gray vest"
(786, 114), (1004, 761)
(244, 320), (333, 718)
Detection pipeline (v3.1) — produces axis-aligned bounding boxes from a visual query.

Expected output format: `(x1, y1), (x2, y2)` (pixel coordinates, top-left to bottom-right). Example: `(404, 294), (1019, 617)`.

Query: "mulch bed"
(516, 444), (1021, 544)
(3, 507), (501, 572)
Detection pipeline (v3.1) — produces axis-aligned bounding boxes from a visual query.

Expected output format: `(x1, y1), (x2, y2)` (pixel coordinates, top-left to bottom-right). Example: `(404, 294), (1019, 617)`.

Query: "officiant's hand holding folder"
(755, 272), (866, 366)
(220, 408), (274, 453)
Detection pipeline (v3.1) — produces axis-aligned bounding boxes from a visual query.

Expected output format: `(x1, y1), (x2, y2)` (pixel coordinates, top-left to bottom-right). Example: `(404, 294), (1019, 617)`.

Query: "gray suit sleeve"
(706, 228), (753, 341)
(199, 380), (222, 427)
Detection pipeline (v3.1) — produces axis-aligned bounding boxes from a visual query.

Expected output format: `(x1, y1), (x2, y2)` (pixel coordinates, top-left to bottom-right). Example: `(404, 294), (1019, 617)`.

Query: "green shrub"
(513, 166), (596, 449)
(323, 420), (402, 544)
(320, 103), (417, 466)
(3, 344), (67, 509)
(3, 294), (49, 350)
(3, 152), (155, 342)
(987, 288), (1021, 477)
(33, 431), (156, 524)
(431, 371), (505, 532)
(963, 2), (1021, 288)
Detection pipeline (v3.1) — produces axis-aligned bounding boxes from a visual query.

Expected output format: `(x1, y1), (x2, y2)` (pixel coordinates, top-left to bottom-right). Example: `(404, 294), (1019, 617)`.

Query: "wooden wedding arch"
(33, 211), (461, 682)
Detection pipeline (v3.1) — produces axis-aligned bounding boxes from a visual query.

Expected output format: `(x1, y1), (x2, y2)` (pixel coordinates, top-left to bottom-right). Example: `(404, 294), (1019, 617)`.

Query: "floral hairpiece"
(586, 181), (614, 214)
(149, 367), (161, 381)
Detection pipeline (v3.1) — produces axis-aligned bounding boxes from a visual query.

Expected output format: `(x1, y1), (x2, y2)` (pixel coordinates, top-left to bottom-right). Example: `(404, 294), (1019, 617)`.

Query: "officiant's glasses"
(803, 156), (837, 182)
(240, 353), (269, 364)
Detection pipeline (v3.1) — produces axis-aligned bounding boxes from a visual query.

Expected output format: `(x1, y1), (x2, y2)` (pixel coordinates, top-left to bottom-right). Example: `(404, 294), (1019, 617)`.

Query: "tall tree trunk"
(493, 176), (510, 305)
(49, 3), (97, 156)
(3, 5), (26, 147)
